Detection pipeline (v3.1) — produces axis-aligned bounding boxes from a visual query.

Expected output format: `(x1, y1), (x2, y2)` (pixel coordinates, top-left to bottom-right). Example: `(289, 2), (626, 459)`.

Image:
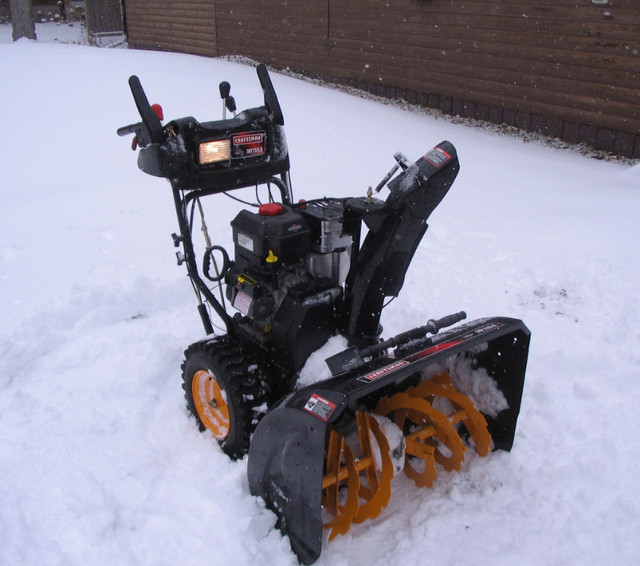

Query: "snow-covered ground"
(1, 23), (640, 566)
(0, 20), (87, 44)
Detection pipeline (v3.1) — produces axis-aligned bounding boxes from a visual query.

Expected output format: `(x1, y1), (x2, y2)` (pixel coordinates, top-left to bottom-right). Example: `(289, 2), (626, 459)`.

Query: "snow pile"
(297, 334), (350, 387)
(0, 21), (87, 44)
(422, 348), (509, 418)
(1, 26), (640, 566)
(370, 414), (406, 476)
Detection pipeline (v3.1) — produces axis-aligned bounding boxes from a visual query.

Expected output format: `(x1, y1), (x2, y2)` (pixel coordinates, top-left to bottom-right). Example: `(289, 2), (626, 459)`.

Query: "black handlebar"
(257, 64), (284, 125)
(117, 122), (141, 137)
(127, 75), (166, 145)
(119, 66), (283, 146)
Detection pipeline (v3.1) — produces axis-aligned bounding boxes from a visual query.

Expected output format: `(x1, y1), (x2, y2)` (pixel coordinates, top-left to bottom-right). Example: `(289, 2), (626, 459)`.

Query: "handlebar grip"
(117, 122), (141, 137)
(128, 75), (166, 144)
(219, 81), (231, 99)
(428, 311), (467, 334)
(256, 64), (284, 125)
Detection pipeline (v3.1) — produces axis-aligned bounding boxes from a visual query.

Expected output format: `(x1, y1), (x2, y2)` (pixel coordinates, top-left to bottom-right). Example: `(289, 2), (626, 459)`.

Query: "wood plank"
(217, 37), (639, 131)
(213, 29), (638, 109)
(328, 19), (640, 56)
(333, 0), (640, 26)
(326, 39), (639, 98)
(326, 45), (639, 112)
(331, 11), (640, 44)
(326, 33), (638, 87)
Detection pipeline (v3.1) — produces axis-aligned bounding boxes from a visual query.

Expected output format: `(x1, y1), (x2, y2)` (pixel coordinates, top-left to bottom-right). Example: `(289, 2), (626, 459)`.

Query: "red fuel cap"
(259, 203), (284, 216)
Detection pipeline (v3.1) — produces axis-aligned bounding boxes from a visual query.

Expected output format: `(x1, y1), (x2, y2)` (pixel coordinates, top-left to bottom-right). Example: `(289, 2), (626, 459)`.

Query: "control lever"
(374, 163), (400, 193)
(373, 151), (416, 193)
(225, 96), (237, 116)
(219, 81), (234, 119)
(393, 151), (412, 170)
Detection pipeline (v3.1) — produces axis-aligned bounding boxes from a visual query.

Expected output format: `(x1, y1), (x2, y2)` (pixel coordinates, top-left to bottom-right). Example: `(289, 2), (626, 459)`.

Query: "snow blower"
(118, 64), (530, 564)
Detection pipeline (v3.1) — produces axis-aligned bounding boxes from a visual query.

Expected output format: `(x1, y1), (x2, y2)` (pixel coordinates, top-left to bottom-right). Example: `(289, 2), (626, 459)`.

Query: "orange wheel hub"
(191, 369), (231, 439)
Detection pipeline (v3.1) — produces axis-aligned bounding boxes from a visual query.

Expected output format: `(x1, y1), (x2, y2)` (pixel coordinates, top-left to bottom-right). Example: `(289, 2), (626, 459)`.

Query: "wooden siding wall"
(125, 0), (216, 57)
(125, 0), (640, 158)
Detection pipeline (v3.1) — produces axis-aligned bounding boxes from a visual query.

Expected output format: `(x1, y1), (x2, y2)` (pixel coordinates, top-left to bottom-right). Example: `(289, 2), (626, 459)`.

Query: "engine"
(225, 199), (356, 373)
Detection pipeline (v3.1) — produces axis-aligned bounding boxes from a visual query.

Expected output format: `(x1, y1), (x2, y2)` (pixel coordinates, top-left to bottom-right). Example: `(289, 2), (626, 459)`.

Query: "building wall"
(125, 0), (216, 57)
(125, 0), (640, 158)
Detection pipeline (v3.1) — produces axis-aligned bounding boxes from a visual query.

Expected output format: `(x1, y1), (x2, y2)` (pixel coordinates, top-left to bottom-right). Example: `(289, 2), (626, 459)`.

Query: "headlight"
(199, 139), (231, 164)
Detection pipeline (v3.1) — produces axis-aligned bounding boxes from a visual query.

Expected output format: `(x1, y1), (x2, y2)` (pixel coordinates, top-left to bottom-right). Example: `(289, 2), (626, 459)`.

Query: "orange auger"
(321, 371), (492, 536)
(380, 371), (493, 484)
(322, 412), (394, 539)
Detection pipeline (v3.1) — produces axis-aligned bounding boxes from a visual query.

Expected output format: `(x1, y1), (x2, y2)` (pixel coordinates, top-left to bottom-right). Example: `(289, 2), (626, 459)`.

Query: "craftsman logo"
(232, 131), (266, 157)
(303, 394), (337, 421)
(424, 147), (451, 167)
(233, 133), (263, 145)
(359, 360), (409, 383)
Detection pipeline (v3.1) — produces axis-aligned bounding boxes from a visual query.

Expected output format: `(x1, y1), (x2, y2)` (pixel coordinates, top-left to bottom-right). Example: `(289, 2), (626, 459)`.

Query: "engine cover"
(231, 205), (312, 273)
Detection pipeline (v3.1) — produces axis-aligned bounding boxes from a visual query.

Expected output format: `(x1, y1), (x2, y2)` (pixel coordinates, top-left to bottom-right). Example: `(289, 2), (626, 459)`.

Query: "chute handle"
(424, 311), (467, 334)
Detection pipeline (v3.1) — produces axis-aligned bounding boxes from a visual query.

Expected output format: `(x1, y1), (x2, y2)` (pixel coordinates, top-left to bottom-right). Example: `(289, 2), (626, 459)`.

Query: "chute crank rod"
(360, 311), (467, 358)
(325, 311), (466, 376)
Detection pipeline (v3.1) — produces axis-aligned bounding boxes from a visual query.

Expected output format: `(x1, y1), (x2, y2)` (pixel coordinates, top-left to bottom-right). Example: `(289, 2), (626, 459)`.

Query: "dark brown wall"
(125, 1), (640, 158)
(125, 0), (216, 57)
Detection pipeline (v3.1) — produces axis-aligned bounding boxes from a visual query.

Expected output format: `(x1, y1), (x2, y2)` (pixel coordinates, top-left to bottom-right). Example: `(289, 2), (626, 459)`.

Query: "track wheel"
(322, 412), (394, 540)
(182, 338), (265, 460)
